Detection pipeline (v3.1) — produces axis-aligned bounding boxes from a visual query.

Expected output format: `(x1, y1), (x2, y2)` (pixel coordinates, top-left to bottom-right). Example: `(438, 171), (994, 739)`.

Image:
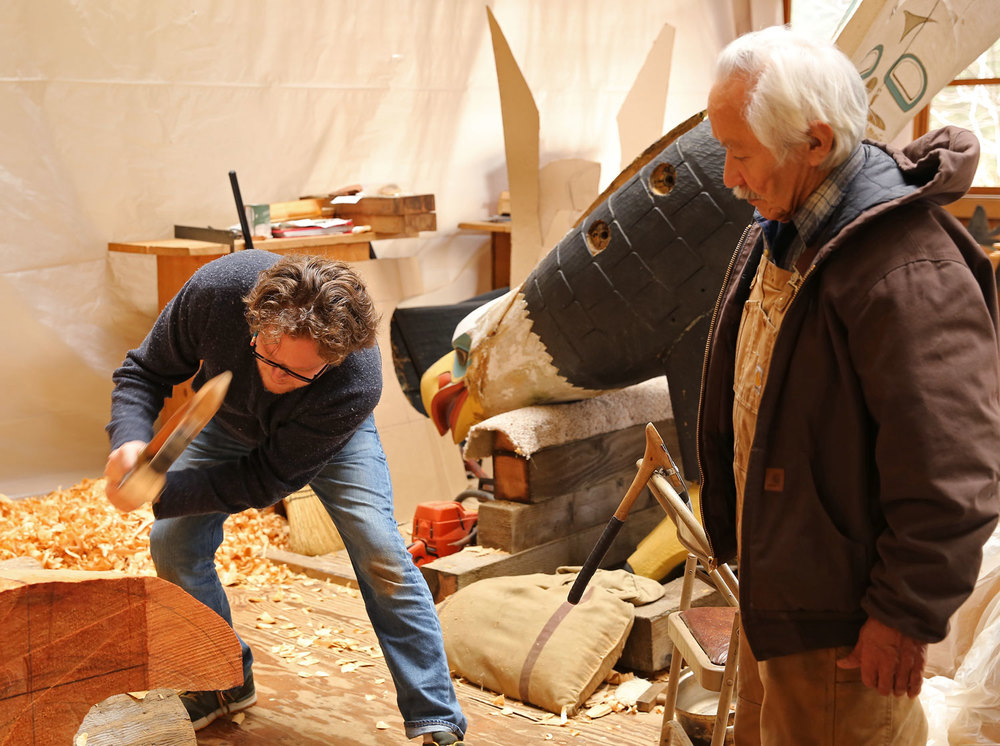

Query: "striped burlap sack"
(437, 568), (663, 715)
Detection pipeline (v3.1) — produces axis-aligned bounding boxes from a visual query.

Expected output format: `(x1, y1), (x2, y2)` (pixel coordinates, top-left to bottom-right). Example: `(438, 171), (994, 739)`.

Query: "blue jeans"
(150, 415), (467, 740)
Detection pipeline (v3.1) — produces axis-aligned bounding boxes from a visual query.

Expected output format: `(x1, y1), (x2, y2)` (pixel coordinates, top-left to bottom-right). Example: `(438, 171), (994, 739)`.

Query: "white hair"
(714, 25), (868, 168)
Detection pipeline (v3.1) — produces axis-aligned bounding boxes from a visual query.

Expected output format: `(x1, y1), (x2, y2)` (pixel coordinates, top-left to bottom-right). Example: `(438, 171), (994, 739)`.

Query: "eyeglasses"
(250, 334), (328, 384)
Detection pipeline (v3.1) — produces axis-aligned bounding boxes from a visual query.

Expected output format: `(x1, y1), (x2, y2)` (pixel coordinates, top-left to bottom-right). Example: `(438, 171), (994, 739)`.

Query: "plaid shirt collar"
(754, 145), (864, 270)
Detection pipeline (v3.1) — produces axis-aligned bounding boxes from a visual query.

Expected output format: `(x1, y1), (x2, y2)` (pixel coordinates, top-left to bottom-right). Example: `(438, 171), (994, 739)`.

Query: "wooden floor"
(195, 576), (667, 745)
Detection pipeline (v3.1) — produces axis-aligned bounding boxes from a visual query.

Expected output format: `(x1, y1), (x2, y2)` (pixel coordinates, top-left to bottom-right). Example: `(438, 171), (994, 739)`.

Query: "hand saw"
(116, 370), (233, 508)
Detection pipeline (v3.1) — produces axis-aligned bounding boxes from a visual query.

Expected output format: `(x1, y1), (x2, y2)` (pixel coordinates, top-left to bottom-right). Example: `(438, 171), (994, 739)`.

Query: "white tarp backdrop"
(0, 1), (778, 510)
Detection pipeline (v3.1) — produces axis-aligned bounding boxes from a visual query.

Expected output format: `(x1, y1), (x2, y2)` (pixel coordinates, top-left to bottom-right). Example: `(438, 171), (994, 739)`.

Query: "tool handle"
(567, 516), (624, 604)
(229, 170), (255, 251)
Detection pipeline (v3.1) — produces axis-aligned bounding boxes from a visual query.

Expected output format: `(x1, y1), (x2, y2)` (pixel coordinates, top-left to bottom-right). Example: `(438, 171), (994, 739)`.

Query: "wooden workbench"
(108, 233), (376, 312)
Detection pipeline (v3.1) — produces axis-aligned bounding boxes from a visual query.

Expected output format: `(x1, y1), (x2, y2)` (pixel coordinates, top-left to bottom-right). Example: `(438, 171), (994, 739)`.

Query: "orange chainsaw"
(407, 461), (492, 566)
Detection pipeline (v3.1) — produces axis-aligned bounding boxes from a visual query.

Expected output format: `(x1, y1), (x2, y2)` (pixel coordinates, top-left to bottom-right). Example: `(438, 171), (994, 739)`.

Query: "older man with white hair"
(698, 25), (1000, 745)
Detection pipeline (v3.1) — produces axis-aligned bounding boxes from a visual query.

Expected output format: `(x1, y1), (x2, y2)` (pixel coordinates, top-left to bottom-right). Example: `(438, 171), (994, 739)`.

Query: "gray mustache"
(732, 185), (762, 201)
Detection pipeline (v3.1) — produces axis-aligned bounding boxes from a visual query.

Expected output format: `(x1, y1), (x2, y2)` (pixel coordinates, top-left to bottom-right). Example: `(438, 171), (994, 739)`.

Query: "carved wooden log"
(0, 568), (243, 746)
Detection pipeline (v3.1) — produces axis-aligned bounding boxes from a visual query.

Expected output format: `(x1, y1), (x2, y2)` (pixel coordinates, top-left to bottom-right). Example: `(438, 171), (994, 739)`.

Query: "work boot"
(179, 673), (257, 730)
(423, 731), (466, 745)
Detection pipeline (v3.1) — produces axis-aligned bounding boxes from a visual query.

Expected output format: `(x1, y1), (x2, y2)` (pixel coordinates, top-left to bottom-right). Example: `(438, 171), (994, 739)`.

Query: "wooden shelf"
(458, 219), (511, 234)
(108, 230), (380, 258)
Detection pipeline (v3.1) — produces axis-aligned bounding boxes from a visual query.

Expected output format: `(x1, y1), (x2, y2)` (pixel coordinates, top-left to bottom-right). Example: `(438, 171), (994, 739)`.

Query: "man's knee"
(148, 520), (174, 567)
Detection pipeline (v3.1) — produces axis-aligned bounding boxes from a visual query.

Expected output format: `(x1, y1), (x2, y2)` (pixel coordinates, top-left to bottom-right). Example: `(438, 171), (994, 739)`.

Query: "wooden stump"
(0, 568), (243, 746)
(74, 689), (196, 746)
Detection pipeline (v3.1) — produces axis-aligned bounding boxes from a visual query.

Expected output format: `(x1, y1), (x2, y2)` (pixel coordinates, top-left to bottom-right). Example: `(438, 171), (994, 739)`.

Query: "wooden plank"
(108, 238), (230, 257)
(330, 194), (435, 217)
(265, 548), (359, 589)
(477, 466), (656, 552)
(618, 575), (724, 675)
(353, 212), (437, 234)
(419, 504), (664, 602)
(247, 232), (376, 253)
(492, 418), (679, 502)
(111, 231), (378, 259)
(0, 569), (242, 746)
(458, 220), (512, 234)
(635, 682), (667, 712)
(269, 198), (325, 222)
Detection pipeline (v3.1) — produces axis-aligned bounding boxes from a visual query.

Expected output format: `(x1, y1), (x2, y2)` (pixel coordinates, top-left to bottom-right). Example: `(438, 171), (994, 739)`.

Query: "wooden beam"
(420, 504), (664, 602)
(0, 568), (243, 746)
(477, 466), (656, 552)
(492, 418), (678, 502)
(329, 194), (436, 217)
(354, 212), (437, 234)
(265, 549), (359, 589)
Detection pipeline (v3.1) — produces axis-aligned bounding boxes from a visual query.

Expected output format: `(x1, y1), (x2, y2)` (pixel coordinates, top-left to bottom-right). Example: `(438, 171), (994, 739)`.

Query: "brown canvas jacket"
(698, 127), (1000, 660)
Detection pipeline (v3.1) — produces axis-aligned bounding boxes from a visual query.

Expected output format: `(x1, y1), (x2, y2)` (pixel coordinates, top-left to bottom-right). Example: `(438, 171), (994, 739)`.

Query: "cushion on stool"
(679, 606), (737, 665)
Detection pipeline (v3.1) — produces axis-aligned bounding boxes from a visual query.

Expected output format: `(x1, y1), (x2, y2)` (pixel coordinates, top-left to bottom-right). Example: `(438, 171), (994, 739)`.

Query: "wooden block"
(617, 576), (724, 675)
(420, 503), (664, 602)
(0, 568), (242, 746)
(75, 689), (196, 746)
(330, 194), (436, 216)
(492, 418), (678, 502)
(636, 681), (667, 712)
(354, 212), (437, 234)
(477, 467), (656, 552)
(265, 548), (359, 589)
(269, 198), (325, 222)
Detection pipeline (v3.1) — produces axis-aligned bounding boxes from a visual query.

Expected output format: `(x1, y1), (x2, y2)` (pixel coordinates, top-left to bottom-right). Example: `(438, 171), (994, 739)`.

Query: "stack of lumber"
(326, 193), (437, 236)
(328, 193), (436, 236)
(268, 193), (437, 238)
(414, 379), (736, 675)
(418, 379), (678, 603)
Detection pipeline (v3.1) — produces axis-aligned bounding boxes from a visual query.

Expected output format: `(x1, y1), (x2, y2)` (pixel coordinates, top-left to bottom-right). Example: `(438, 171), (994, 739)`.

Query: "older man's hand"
(836, 617), (927, 698)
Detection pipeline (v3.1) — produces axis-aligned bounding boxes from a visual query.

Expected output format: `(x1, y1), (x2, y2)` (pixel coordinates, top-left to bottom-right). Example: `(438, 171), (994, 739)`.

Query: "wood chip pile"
(0, 477), (305, 586)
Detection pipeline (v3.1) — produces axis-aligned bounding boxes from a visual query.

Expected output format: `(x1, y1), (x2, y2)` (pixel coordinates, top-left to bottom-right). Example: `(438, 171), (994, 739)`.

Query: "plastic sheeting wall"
(0, 1), (779, 509)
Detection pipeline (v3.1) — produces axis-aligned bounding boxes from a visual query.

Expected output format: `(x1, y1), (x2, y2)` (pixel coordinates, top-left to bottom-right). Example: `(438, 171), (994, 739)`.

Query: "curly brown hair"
(244, 255), (380, 364)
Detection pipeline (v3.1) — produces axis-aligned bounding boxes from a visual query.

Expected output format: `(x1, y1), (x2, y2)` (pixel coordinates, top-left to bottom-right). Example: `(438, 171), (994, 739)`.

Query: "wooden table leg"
(492, 232), (511, 289)
(156, 255), (218, 422)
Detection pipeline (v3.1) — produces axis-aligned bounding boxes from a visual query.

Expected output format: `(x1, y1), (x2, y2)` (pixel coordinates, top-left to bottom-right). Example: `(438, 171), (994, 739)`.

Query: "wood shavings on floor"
(5, 478), (668, 744)
(0, 477), (304, 587)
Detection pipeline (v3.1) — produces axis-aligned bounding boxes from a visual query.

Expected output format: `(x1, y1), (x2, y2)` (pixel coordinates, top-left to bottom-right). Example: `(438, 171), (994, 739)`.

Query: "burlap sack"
(438, 569), (663, 714)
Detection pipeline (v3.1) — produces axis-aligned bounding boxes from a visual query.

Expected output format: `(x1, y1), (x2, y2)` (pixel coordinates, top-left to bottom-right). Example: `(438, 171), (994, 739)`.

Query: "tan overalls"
(731, 249), (926, 746)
